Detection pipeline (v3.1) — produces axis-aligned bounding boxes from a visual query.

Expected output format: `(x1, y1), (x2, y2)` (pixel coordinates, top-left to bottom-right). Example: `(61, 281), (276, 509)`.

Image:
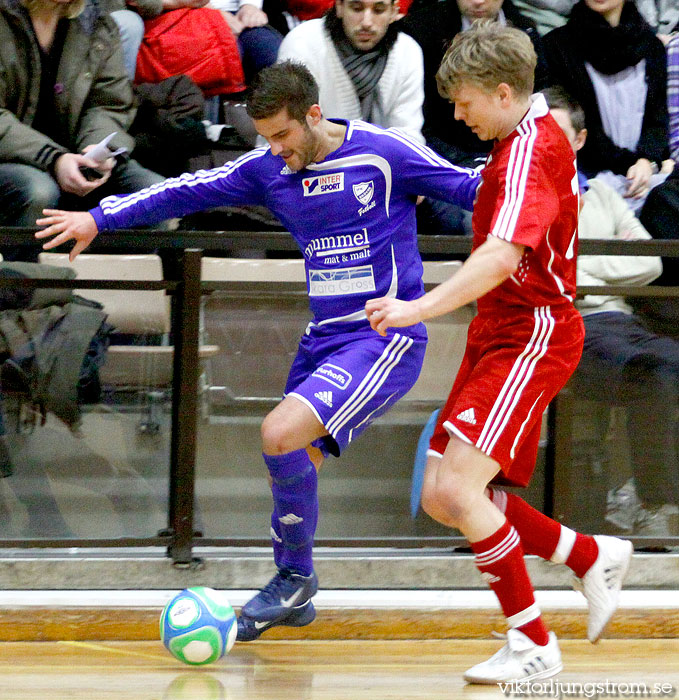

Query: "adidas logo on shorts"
(315, 390), (333, 407)
(457, 408), (477, 424)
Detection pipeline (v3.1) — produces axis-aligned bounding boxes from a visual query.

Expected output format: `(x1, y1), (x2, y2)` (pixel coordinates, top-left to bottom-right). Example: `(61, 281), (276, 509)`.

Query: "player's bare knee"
(421, 482), (445, 522)
(260, 415), (295, 455)
(445, 498), (474, 529)
(421, 479), (467, 528)
(441, 481), (476, 526)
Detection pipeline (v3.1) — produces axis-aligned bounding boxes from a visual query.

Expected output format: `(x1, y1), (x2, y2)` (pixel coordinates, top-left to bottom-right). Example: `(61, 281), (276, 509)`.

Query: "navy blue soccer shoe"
(242, 568), (318, 621)
(236, 568), (319, 642)
(236, 600), (316, 641)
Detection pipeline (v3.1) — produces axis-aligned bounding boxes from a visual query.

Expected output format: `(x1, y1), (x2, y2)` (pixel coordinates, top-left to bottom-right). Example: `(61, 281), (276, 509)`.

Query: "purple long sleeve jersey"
(91, 120), (480, 332)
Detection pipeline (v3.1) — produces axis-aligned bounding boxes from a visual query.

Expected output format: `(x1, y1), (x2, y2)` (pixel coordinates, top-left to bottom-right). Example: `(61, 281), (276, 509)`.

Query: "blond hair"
(22, 0), (86, 19)
(436, 21), (536, 99)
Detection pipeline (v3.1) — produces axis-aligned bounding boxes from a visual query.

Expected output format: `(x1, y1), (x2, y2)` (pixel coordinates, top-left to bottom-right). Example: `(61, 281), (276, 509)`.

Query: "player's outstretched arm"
(367, 237), (525, 336)
(366, 297), (424, 337)
(35, 209), (99, 262)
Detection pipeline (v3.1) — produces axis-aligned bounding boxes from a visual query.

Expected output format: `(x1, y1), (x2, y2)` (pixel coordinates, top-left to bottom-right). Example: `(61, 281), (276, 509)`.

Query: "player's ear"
(574, 127), (587, 152)
(306, 104), (323, 128)
(497, 82), (513, 106)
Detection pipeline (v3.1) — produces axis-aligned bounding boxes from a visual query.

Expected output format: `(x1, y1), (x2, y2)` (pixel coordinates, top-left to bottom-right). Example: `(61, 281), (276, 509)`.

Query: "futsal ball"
(160, 587), (237, 665)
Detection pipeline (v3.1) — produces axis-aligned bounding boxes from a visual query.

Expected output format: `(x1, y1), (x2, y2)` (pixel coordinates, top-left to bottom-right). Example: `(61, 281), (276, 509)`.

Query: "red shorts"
(429, 304), (584, 487)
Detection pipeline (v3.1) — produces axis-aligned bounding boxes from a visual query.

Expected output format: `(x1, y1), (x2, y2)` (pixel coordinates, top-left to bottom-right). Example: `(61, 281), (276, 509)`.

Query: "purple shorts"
(285, 326), (427, 456)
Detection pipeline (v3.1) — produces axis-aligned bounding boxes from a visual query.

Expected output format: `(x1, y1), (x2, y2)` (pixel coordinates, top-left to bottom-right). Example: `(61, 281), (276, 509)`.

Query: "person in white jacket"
(546, 86), (679, 538)
(277, 0), (425, 143)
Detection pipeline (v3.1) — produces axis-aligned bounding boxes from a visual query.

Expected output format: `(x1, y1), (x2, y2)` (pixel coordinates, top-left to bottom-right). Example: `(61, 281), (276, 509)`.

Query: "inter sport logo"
(303, 173), (344, 196)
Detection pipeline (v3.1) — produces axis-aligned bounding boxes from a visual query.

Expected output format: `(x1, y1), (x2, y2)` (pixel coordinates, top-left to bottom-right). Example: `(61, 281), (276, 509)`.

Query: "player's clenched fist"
(365, 296), (423, 336)
(35, 209), (100, 262)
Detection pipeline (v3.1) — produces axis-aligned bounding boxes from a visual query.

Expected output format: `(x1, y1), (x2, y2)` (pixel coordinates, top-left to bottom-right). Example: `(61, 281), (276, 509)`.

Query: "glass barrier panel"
(0, 285), (170, 539)
(551, 296), (679, 539)
(197, 289), (546, 540)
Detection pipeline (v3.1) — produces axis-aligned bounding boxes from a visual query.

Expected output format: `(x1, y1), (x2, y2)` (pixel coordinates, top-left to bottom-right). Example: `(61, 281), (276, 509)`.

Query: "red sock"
(565, 534), (599, 578)
(489, 488), (598, 577)
(471, 519), (550, 646)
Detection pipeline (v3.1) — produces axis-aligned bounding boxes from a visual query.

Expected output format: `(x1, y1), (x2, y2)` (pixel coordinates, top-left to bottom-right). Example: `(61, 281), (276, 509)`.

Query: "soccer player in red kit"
(366, 21), (633, 684)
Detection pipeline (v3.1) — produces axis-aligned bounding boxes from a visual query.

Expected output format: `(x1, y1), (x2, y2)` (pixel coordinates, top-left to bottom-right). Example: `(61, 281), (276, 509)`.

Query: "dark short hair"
(246, 61), (320, 123)
(541, 86), (586, 133)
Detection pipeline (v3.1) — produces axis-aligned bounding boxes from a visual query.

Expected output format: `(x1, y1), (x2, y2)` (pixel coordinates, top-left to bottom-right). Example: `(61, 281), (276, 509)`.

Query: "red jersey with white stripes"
(427, 94), (584, 485)
(472, 94), (579, 314)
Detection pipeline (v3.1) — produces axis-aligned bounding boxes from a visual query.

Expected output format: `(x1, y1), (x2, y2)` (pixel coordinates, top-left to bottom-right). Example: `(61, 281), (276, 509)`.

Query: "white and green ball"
(160, 587), (237, 665)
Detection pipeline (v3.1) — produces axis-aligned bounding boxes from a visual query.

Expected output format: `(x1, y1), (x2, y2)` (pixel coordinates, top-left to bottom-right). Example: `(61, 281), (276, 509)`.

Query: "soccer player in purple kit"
(35, 61), (481, 641)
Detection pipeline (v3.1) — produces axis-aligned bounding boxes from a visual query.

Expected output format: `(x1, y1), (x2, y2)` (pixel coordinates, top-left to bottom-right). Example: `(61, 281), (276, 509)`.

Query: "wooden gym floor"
(2, 639), (679, 700)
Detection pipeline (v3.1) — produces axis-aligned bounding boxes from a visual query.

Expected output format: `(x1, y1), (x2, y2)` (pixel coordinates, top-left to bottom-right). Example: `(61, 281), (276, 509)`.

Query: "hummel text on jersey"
(303, 229), (370, 259)
(457, 408), (477, 424)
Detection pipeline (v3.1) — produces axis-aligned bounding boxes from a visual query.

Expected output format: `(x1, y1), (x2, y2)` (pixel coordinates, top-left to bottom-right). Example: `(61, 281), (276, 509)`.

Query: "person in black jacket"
(400, 0), (548, 167)
(542, 0), (669, 211)
(399, 0), (547, 236)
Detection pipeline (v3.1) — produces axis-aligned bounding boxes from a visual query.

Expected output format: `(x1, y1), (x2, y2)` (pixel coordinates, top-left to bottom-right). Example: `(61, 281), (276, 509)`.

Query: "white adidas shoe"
(573, 535), (633, 643)
(463, 629), (562, 684)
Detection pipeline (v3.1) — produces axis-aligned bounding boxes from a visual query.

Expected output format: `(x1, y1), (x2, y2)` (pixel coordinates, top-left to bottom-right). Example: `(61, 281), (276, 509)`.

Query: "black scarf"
(325, 12), (397, 122)
(566, 0), (658, 75)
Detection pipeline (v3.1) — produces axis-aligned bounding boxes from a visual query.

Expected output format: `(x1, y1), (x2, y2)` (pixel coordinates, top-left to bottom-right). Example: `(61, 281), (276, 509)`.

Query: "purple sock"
(270, 507), (283, 568)
(264, 449), (318, 576)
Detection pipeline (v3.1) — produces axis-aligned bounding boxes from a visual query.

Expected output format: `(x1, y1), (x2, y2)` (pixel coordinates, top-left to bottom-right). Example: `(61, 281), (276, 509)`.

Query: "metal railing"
(0, 229), (676, 561)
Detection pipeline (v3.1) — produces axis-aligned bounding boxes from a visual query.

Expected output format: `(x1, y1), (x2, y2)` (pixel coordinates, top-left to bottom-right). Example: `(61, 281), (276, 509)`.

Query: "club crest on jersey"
(354, 181), (376, 216)
(303, 173), (344, 196)
(353, 180), (374, 206)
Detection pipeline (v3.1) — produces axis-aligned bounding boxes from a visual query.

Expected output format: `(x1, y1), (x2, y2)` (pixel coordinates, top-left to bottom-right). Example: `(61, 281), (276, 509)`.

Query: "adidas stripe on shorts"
(428, 305), (584, 487)
(285, 325), (427, 456)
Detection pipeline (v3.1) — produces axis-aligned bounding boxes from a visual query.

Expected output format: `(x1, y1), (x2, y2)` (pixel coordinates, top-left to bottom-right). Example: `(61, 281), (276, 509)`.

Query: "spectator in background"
(543, 0), (670, 213)
(399, 0), (547, 233)
(636, 0), (679, 38)
(207, 0), (283, 82)
(617, 27), (679, 334)
(667, 32), (679, 162)
(278, 0), (425, 143)
(0, 0), (165, 260)
(263, 0), (333, 35)
(511, 0), (575, 34)
(265, 0), (413, 37)
(104, 0), (162, 79)
(546, 86), (679, 537)
(400, 0), (547, 168)
(513, 0), (679, 41)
